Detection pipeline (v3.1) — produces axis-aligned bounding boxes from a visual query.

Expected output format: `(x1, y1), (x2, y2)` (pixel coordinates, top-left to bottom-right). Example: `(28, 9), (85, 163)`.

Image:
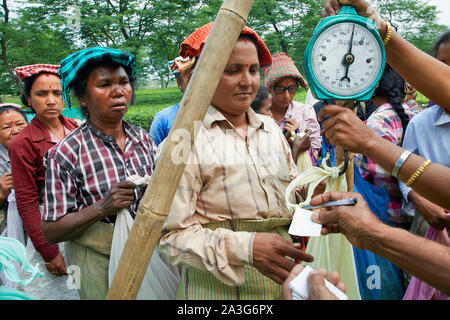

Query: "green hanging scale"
(304, 5), (386, 101)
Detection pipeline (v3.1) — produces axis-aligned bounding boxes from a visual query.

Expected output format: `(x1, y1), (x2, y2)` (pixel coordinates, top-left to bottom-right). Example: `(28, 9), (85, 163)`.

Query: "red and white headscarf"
(14, 64), (60, 82)
(263, 52), (307, 90)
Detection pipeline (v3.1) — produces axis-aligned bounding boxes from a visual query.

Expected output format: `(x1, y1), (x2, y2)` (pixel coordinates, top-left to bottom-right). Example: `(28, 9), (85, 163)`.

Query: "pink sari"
(403, 215), (450, 300)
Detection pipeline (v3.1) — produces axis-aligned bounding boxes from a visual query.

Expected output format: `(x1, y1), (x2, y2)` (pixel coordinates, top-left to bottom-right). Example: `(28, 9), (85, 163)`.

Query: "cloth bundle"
(0, 237), (40, 300)
(108, 175), (180, 300)
(0, 237), (42, 288)
(293, 131), (314, 173)
(285, 154), (361, 300)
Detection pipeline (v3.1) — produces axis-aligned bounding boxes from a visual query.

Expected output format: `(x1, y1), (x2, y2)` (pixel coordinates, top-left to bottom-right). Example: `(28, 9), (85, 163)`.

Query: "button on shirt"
(159, 106), (298, 286)
(43, 119), (156, 224)
(399, 105), (450, 201)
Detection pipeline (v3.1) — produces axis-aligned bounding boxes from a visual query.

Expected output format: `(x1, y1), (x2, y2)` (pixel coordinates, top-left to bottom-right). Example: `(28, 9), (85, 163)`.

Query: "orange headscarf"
(179, 22), (272, 67)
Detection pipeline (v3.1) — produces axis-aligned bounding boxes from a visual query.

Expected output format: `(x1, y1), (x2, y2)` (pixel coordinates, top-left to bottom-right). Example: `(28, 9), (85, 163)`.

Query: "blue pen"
(302, 197), (358, 210)
(283, 114), (300, 134)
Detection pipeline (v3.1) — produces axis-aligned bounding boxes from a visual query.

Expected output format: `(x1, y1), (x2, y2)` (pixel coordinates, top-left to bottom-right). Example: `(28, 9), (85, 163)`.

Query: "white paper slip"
(288, 207), (322, 237)
(289, 266), (348, 300)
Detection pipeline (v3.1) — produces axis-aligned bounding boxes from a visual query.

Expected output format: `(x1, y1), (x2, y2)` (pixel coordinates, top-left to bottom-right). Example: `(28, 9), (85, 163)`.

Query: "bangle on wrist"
(383, 20), (393, 46)
(392, 150), (411, 178)
(405, 159), (432, 187)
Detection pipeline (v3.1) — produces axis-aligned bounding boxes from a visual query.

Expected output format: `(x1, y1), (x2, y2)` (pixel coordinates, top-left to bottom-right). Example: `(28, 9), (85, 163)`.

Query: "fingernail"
(311, 211), (320, 222)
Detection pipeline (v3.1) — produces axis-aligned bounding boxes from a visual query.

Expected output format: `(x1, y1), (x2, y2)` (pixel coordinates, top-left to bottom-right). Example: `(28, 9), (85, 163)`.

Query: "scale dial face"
(311, 22), (383, 97)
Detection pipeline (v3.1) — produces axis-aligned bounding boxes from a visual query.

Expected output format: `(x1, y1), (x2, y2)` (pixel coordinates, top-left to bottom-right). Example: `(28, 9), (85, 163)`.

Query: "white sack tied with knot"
(285, 154), (361, 300)
(108, 175), (180, 300)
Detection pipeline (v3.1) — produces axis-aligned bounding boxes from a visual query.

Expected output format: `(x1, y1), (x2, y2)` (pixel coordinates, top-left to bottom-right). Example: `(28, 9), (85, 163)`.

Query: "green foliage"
(372, 0), (448, 54)
(123, 112), (154, 132)
(0, 0), (447, 97)
(248, 0), (323, 72)
(124, 87), (182, 131)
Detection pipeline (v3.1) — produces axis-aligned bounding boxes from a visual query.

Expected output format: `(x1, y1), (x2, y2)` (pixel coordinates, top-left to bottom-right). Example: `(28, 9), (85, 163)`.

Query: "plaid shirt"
(160, 106), (298, 286)
(0, 145), (10, 176)
(355, 103), (414, 227)
(43, 119), (156, 224)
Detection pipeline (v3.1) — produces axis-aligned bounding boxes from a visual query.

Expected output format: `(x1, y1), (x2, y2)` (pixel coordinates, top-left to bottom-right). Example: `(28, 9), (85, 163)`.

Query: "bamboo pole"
(106, 0), (254, 300)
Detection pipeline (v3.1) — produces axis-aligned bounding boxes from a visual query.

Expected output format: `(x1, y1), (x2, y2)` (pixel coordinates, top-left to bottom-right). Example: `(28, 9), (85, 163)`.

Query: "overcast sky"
(426, 0), (450, 27)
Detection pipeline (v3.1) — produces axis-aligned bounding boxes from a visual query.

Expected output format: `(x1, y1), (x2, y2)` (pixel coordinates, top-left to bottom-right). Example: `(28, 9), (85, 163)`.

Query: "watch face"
(311, 22), (383, 97)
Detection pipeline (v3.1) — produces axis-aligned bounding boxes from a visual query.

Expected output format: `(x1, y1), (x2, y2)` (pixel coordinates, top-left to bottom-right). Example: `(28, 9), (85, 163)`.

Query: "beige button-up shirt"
(159, 106), (298, 286)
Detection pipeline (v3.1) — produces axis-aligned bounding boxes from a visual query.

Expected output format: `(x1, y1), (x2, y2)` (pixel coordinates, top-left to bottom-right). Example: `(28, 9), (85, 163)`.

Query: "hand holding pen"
(283, 115), (300, 134)
(308, 191), (382, 250)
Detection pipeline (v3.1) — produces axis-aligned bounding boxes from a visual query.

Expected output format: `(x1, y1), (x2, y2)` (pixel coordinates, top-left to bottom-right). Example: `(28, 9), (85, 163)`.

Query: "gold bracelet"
(405, 160), (432, 187)
(383, 20), (393, 46)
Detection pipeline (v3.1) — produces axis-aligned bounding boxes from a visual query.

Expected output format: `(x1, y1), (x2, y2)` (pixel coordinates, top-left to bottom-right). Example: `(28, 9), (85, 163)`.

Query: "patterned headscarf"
(179, 22), (272, 67)
(0, 103), (22, 110)
(263, 52), (307, 90)
(14, 64), (60, 82)
(58, 47), (136, 108)
(168, 56), (196, 76)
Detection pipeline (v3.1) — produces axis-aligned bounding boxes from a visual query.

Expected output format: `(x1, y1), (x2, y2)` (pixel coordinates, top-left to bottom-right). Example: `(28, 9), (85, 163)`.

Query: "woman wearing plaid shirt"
(41, 48), (159, 299)
(355, 65), (415, 229)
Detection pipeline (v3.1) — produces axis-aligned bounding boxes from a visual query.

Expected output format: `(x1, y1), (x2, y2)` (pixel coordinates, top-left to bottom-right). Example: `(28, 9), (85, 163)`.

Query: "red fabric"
(9, 115), (78, 263)
(14, 64), (60, 82)
(179, 22), (272, 67)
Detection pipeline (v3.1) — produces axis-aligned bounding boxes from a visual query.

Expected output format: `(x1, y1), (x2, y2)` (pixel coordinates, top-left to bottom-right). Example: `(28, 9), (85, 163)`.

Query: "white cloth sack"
(14, 203), (80, 300)
(0, 190), (26, 288)
(5, 190), (25, 246)
(108, 175), (180, 300)
(285, 154), (361, 300)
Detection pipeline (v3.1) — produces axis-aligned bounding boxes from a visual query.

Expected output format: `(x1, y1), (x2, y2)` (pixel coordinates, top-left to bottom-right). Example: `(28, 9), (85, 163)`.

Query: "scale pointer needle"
(341, 23), (356, 83)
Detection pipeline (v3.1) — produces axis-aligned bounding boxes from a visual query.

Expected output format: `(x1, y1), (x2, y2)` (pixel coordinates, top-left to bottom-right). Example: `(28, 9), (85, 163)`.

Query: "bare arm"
(319, 105), (450, 210)
(311, 192), (450, 295)
(385, 32), (450, 109)
(42, 181), (136, 243)
(42, 202), (105, 244)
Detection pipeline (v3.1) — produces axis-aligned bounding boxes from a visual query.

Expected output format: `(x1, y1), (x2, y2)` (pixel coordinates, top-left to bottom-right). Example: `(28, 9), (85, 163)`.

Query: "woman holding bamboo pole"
(159, 22), (314, 300)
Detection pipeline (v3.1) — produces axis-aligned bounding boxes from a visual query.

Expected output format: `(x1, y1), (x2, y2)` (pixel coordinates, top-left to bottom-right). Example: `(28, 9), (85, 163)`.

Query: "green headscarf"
(59, 47), (136, 108)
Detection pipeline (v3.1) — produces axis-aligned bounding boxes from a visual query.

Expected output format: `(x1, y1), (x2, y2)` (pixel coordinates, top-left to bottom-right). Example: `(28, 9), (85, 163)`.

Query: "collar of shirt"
(29, 115), (75, 143)
(204, 105), (269, 133)
(434, 106), (450, 126)
(85, 118), (141, 145)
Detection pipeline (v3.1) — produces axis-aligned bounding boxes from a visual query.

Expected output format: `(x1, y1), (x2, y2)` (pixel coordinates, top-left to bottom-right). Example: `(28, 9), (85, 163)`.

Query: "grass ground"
(1, 86), (430, 132)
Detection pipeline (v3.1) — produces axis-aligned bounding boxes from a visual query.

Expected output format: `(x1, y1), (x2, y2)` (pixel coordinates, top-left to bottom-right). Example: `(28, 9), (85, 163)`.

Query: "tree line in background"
(0, 0), (447, 95)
